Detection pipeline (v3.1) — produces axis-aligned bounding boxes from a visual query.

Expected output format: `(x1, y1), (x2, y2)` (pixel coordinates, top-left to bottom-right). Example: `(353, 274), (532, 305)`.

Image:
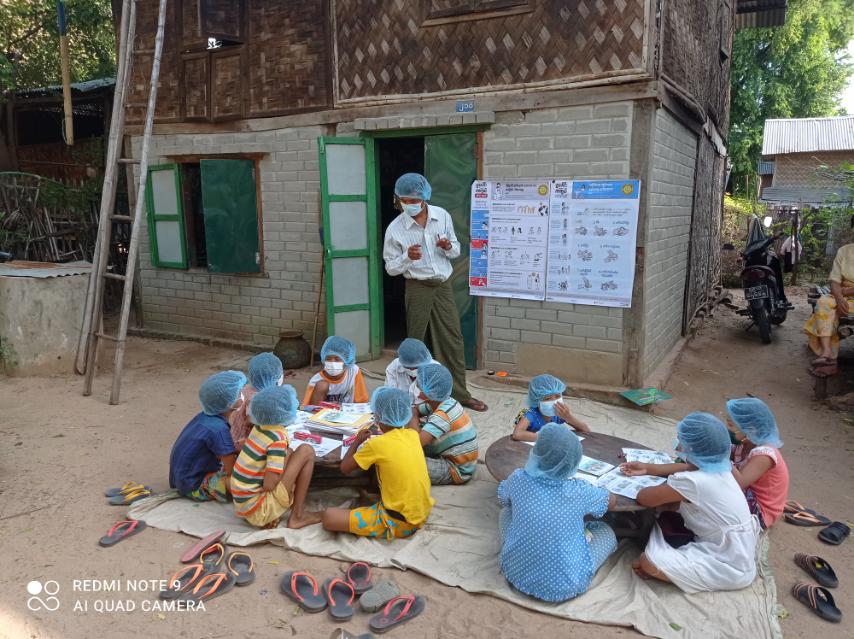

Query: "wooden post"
(57, 1), (74, 145)
(791, 205), (800, 286)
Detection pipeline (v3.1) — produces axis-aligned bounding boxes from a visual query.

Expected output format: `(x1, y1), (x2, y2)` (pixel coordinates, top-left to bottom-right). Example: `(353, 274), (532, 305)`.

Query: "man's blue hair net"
(726, 397), (783, 448)
(394, 173), (432, 200)
(199, 370), (247, 416)
(397, 338), (432, 368)
(248, 385), (299, 426)
(248, 352), (284, 391)
(676, 412), (732, 473)
(320, 335), (356, 366)
(524, 422), (582, 481)
(416, 363), (453, 402)
(528, 374), (566, 408)
(371, 387), (412, 428)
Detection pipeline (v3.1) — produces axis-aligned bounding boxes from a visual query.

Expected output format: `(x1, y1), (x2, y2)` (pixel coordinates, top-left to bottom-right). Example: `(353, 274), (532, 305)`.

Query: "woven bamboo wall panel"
(245, 0), (330, 117)
(333, 0), (647, 100)
(211, 51), (244, 120)
(182, 0), (204, 49)
(182, 54), (209, 120)
(202, 0), (244, 41)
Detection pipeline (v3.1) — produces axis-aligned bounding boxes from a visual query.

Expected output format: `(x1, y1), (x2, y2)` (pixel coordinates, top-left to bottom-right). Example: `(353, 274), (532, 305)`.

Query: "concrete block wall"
(481, 102), (632, 386)
(642, 110), (697, 376)
(131, 126), (326, 347)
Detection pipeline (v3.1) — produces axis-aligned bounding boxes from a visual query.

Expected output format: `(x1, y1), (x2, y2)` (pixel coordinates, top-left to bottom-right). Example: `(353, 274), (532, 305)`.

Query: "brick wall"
(642, 110), (697, 376)
(481, 103), (632, 386)
(772, 151), (854, 188)
(130, 126), (326, 347)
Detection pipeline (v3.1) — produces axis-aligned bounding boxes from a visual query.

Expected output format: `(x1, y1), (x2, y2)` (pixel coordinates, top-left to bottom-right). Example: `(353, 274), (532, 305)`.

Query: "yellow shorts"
(242, 483), (292, 527)
(348, 502), (420, 540)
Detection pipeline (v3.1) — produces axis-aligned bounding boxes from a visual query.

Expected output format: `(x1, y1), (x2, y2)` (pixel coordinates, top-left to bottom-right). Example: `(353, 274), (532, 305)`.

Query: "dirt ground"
(1, 291), (852, 639)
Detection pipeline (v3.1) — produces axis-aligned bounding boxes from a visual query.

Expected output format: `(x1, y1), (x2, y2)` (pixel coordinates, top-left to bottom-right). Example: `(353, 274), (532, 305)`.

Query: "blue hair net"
(398, 338), (432, 368)
(248, 352), (284, 391)
(528, 374), (566, 408)
(524, 423), (582, 481)
(726, 397), (783, 448)
(394, 173), (432, 200)
(248, 385), (299, 426)
(320, 335), (356, 366)
(416, 363), (453, 402)
(676, 412), (732, 473)
(199, 371), (247, 416)
(370, 387), (412, 428)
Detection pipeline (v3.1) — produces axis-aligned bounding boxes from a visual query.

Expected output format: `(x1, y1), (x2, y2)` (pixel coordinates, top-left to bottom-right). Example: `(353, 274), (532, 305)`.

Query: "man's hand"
(407, 244), (423, 260)
(836, 296), (850, 318)
(436, 237), (452, 251)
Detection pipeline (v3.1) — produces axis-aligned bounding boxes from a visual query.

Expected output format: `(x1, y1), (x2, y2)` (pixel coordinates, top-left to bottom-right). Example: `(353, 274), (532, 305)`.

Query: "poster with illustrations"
(468, 180), (551, 301)
(545, 180), (641, 307)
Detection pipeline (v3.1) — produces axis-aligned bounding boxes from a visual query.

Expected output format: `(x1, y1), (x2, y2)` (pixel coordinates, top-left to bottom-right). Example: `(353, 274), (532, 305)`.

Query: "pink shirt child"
(734, 444), (789, 526)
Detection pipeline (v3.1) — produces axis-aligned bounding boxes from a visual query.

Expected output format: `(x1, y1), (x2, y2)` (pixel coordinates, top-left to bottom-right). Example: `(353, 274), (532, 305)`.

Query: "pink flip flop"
(98, 519), (147, 547)
(180, 531), (225, 563)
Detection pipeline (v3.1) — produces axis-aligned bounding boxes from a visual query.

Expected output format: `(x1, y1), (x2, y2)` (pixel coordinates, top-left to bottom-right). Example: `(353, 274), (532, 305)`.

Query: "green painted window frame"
(317, 137), (382, 360)
(145, 163), (188, 269)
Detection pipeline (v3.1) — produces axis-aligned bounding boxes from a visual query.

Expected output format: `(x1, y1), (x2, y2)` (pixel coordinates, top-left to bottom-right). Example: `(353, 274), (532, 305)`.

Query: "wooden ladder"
(77, 0), (169, 404)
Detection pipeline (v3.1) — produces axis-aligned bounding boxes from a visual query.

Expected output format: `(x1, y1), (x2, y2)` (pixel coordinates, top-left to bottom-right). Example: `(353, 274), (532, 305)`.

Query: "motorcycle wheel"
(756, 305), (772, 344)
(771, 310), (787, 325)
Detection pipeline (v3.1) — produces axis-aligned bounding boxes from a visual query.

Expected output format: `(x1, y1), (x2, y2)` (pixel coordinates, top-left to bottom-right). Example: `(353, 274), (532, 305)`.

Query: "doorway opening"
(377, 136), (425, 350)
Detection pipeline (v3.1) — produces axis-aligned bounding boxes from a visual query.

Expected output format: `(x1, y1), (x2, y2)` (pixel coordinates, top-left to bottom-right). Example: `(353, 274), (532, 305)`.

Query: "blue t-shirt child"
(169, 412), (235, 495)
(514, 407), (565, 434)
(497, 468), (610, 602)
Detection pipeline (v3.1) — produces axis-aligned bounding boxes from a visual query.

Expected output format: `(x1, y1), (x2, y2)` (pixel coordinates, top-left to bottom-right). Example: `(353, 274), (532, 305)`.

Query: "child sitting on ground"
(622, 412), (759, 592)
(511, 374), (590, 442)
(229, 352), (285, 451)
(725, 397), (790, 528)
(303, 336), (369, 406)
(412, 363), (479, 485)
(231, 385), (321, 529)
(322, 387), (434, 540)
(384, 337), (437, 403)
(169, 371), (247, 502)
(498, 423), (617, 602)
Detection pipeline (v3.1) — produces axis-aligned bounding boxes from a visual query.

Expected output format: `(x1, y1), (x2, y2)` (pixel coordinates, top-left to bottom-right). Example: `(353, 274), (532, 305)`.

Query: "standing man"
(383, 173), (488, 412)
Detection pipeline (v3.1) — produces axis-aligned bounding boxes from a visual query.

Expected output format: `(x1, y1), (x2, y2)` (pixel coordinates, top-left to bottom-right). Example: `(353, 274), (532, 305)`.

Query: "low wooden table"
(305, 433), (377, 490)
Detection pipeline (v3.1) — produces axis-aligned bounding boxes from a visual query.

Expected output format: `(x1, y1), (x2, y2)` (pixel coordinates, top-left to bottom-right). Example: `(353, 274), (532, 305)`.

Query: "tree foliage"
(0, 0), (115, 96)
(729, 0), (854, 196)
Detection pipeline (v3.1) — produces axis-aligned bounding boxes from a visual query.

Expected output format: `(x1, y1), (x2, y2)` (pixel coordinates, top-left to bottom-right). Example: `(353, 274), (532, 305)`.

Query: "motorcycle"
(736, 215), (793, 344)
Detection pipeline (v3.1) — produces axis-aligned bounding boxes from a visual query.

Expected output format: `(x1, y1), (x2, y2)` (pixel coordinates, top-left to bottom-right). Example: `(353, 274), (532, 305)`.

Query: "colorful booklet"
(620, 388), (672, 406)
(576, 456), (615, 477)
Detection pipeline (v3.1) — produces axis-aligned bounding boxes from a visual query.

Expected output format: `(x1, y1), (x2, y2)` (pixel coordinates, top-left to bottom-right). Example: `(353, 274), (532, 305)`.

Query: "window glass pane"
(325, 144), (366, 195)
(333, 310), (370, 358)
(331, 257), (368, 307)
(151, 169), (179, 216)
(155, 220), (183, 264)
(329, 201), (368, 250)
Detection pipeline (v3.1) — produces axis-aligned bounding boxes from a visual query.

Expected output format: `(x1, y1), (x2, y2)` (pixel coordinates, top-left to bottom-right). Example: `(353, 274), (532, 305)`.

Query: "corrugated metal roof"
(757, 161), (775, 175)
(762, 116), (854, 155)
(736, 0), (787, 29)
(759, 186), (853, 207)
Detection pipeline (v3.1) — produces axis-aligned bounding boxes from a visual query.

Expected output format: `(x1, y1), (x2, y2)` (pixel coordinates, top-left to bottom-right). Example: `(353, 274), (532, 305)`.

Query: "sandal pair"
(105, 482), (152, 505)
(784, 501), (831, 527)
(160, 543), (254, 602)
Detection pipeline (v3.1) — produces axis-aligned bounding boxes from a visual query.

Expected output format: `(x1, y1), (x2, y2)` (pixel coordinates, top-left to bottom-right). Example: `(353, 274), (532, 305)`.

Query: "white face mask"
(404, 367), (418, 380)
(539, 398), (561, 417)
(276, 374), (284, 386)
(402, 202), (422, 217)
(324, 361), (344, 375)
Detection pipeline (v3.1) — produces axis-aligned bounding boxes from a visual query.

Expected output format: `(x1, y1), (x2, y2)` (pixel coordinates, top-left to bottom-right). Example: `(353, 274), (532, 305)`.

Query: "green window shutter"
(200, 159), (261, 273)
(145, 163), (188, 269)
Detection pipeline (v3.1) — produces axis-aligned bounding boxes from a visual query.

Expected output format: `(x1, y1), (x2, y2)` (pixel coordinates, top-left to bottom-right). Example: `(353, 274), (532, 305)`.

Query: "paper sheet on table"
(622, 448), (674, 465)
(290, 436), (342, 458)
(341, 403), (372, 414)
(596, 468), (665, 499)
(577, 456), (615, 477)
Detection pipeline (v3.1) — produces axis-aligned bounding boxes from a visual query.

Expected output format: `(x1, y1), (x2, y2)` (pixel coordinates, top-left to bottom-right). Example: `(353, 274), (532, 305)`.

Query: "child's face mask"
(539, 398), (561, 417)
(324, 361), (344, 375)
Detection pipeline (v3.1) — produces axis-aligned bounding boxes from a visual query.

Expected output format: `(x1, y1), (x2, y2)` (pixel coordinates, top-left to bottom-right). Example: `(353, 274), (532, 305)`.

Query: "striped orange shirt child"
(231, 424), (289, 517)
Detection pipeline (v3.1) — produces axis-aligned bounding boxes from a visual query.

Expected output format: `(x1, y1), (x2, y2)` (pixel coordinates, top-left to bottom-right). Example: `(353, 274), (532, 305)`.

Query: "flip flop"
(199, 542), (226, 571)
(324, 577), (356, 622)
(461, 398), (488, 412)
(280, 571), (328, 613)
(159, 563), (207, 600)
(368, 595), (426, 634)
(180, 531), (226, 563)
(360, 580), (399, 613)
(819, 522), (851, 545)
(180, 571), (236, 603)
(108, 486), (152, 505)
(104, 482), (152, 497)
(785, 500), (812, 515)
(795, 553), (839, 588)
(785, 510), (832, 527)
(346, 562), (373, 594)
(792, 582), (842, 623)
(98, 519), (147, 547)
(812, 356), (835, 366)
(226, 551), (255, 586)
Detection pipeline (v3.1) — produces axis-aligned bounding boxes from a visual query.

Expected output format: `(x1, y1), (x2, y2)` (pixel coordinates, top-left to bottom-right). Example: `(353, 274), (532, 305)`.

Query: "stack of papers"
(307, 408), (372, 435)
(621, 448), (674, 465)
(341, 403), (372, 414)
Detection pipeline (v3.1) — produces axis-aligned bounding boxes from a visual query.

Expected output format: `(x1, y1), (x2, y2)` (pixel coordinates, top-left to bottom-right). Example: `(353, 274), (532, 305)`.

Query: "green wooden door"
(424, 133), (478, 368)
(318, 137), (381, 361)
(200, 159), (261, 273)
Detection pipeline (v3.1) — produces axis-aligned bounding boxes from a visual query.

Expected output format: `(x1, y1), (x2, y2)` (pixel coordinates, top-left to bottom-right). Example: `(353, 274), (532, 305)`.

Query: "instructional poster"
(468, 180), (551, 301)
(469, 179), (641, 307)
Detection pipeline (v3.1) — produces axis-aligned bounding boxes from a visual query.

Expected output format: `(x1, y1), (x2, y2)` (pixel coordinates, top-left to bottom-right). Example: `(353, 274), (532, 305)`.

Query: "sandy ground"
(1, 291), (852, 639)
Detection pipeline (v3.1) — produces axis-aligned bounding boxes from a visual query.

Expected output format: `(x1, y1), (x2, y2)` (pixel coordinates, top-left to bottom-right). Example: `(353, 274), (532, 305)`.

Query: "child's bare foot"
(287, 510), (323, 529)
(632, 559), (652, 580)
